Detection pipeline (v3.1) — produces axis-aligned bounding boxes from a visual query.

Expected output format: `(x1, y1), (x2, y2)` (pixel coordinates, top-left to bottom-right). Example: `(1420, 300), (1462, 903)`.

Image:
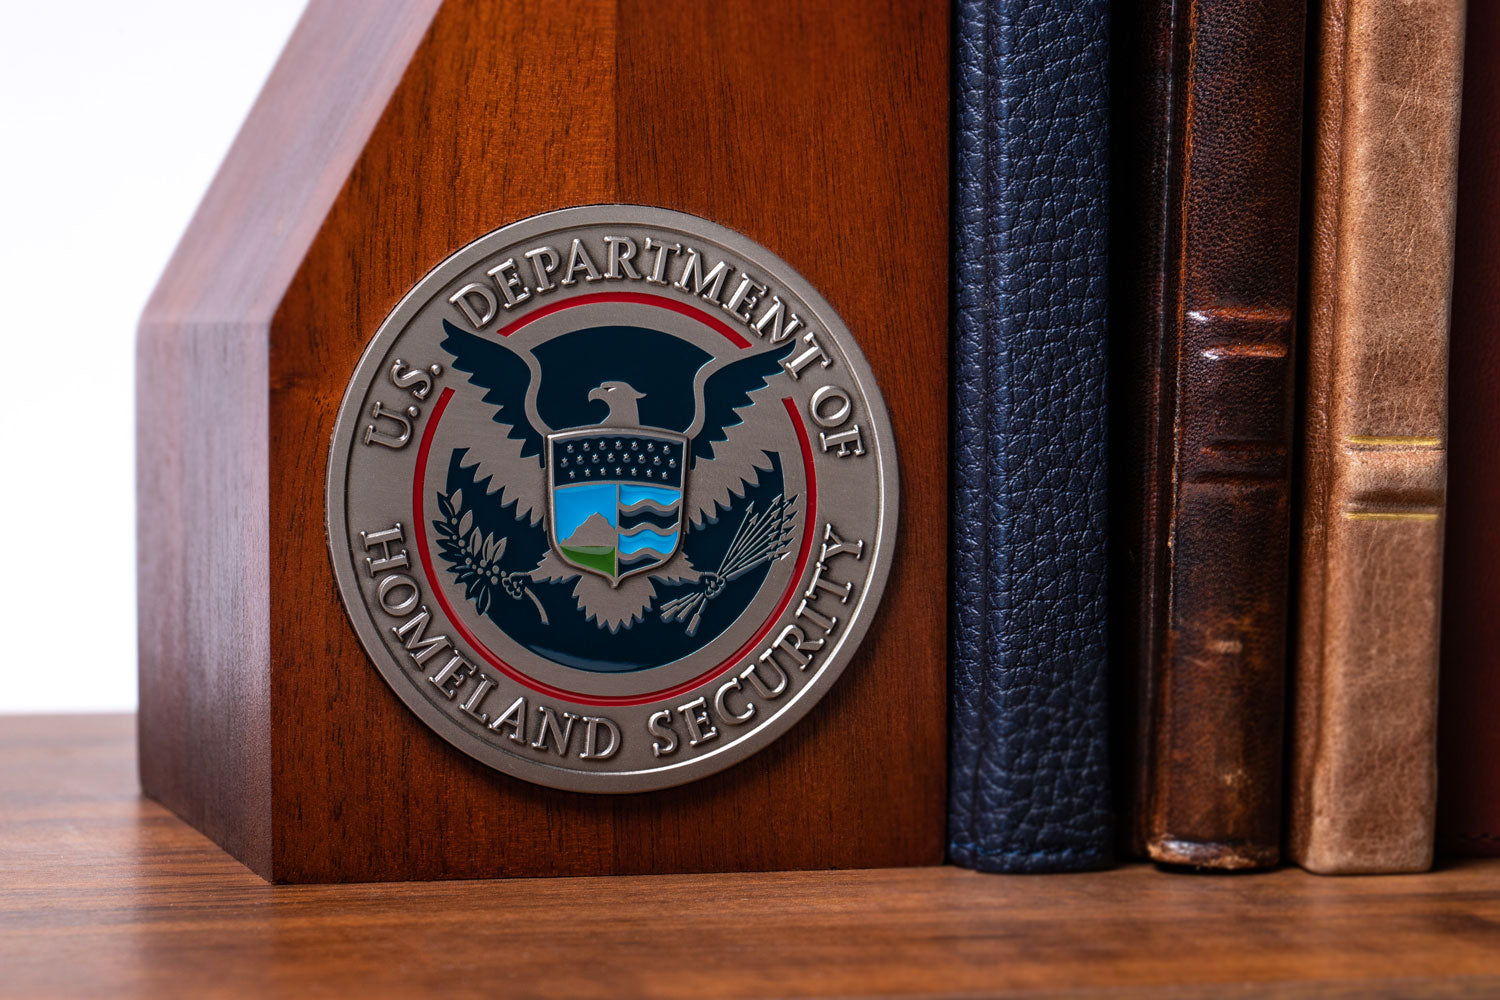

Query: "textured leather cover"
(947, 0), (1112, 873)
(1291, 0), (1464, 876)
(1439, 0), (1500, 859)
(1112, 0), (1305, 869)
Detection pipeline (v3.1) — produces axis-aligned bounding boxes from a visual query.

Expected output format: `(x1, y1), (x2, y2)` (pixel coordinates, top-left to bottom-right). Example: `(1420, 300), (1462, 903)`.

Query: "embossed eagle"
(439, 320), (793, 631)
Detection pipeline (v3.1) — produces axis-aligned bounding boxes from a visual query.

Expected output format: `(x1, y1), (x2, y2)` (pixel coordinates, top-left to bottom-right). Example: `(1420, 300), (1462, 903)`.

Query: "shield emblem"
(547, 428), (688, 586)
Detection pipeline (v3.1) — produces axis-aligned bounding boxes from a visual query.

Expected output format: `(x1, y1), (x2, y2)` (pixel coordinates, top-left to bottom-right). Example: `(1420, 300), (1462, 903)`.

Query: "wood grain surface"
(7, 716), (1500, 998)
(136, 0), (445, 879)
(138, 0), (948, 882)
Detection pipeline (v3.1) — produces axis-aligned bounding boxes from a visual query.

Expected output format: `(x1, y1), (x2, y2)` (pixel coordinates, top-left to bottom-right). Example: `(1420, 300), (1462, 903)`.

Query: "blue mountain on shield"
(553, 483), (682, 581)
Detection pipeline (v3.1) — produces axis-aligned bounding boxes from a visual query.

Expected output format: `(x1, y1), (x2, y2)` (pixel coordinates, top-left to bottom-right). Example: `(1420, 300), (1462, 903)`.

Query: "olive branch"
(434, 488), (548, 624)
(659, 494), (798, 636)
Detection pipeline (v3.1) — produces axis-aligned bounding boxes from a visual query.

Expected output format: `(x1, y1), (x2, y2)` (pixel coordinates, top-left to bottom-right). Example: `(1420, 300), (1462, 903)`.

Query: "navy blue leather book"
(948, 0), (1113, 872)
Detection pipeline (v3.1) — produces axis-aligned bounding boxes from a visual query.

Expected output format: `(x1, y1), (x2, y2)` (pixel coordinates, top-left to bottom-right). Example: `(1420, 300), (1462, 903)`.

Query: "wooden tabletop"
(4, 715), (1499, 998)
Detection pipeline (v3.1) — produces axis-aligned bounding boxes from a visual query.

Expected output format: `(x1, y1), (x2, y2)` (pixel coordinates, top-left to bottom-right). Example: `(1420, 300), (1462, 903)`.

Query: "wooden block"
(137, 0), (948, 883)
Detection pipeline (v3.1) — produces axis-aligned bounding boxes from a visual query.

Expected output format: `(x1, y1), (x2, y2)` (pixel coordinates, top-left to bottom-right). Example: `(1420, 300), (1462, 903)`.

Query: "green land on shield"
(561, 544), (614, 576)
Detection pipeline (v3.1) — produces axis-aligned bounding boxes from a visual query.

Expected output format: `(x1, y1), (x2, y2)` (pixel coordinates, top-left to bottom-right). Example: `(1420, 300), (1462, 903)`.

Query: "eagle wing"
(684, 343), (794, 528)
(439, 320), (548, 526)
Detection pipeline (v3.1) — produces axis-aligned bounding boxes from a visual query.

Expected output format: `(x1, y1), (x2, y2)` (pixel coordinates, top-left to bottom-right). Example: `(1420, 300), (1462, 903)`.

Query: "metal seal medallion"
(327, 206), (898, 792)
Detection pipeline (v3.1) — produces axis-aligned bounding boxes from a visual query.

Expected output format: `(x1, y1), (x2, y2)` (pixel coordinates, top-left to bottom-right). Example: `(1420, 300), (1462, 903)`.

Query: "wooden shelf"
(3, 715), (1499, 997)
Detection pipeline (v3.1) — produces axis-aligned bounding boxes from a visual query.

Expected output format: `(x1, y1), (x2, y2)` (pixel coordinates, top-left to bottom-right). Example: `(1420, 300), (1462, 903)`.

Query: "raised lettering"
(390, 606), (452, 666)
(448, 282), (498, 328)
(363, 400), (418, 449)
(530, 705), (579, 754)
(782, 331), (832, 379)
(809, 384), (852, 427)
(820, 426), (866, 457)
(427, 653), (474, 698)
(805, 561), (854, 604)
(766, 624), (824, 671)
(579, 716), (621, 759)
(714, 677), (755, 725)
(820, 524), (865, 562)
(377, 574), (420, 616)
(560, 238), (602, 285)
(673, 247), (732, 303)
(488, 696), (528, 744)
(723, 274), (767, 324)
(644, 237), (681, 285)
(753, 295), (804, 343)
(389, 358), (439, 400)
(648, 710), (679, 757)
(487, 258), (531, 308)
(678, 696), (718, 747)
(524, 245), (561, 293)
(740, 657), (789, 699)
(603, 236), (642, 279)
(360, 524), (407, 577)
(459, 673), (495, 724)
(795, 598), (838, 636)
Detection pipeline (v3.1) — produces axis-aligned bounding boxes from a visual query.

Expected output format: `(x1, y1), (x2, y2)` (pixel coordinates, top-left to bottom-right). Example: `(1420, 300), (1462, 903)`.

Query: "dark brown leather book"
(1111, 0), (1305, 869)
(1290, 0), (1463, 875)
(1439, 0), (1500, 860)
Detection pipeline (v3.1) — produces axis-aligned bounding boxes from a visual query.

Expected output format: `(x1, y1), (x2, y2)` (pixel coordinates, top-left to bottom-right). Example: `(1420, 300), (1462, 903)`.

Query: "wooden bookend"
(137, 0), (948, 883)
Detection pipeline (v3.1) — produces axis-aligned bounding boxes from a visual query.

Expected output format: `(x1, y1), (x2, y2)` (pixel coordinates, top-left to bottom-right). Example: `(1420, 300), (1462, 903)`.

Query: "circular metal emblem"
(327, 206), (897, 792)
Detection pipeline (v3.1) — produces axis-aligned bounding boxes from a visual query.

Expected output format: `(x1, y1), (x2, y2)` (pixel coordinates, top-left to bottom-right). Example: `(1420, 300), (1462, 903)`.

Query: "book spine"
(1131, 0), (1306, 870)
(1291, 0), (1463, 875)
(947, 0), (1113, 873)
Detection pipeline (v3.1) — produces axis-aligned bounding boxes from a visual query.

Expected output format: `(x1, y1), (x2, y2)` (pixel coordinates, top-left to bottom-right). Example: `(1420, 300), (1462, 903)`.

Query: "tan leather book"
(1290, 0), (1465, 875)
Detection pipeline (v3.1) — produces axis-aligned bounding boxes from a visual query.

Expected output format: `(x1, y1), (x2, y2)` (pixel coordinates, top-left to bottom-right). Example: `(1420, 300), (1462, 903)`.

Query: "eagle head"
(587, 381), (645, 427)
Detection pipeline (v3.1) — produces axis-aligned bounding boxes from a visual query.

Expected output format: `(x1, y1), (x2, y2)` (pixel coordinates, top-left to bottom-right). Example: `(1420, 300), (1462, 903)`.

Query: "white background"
(1, 1), (306, 711)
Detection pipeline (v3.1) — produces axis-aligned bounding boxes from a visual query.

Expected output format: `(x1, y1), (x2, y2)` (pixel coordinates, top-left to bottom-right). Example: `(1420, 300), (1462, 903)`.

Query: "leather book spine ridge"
(948, 0), (1113, 873)
(1115, 0), (1306, 869)
(1291, 0), (1463, 875)
(1438, 0), (1498, 859)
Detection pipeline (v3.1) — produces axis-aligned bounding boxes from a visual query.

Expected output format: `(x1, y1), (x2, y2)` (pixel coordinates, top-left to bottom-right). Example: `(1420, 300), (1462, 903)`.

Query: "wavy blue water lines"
(617, 527), (679, 556)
